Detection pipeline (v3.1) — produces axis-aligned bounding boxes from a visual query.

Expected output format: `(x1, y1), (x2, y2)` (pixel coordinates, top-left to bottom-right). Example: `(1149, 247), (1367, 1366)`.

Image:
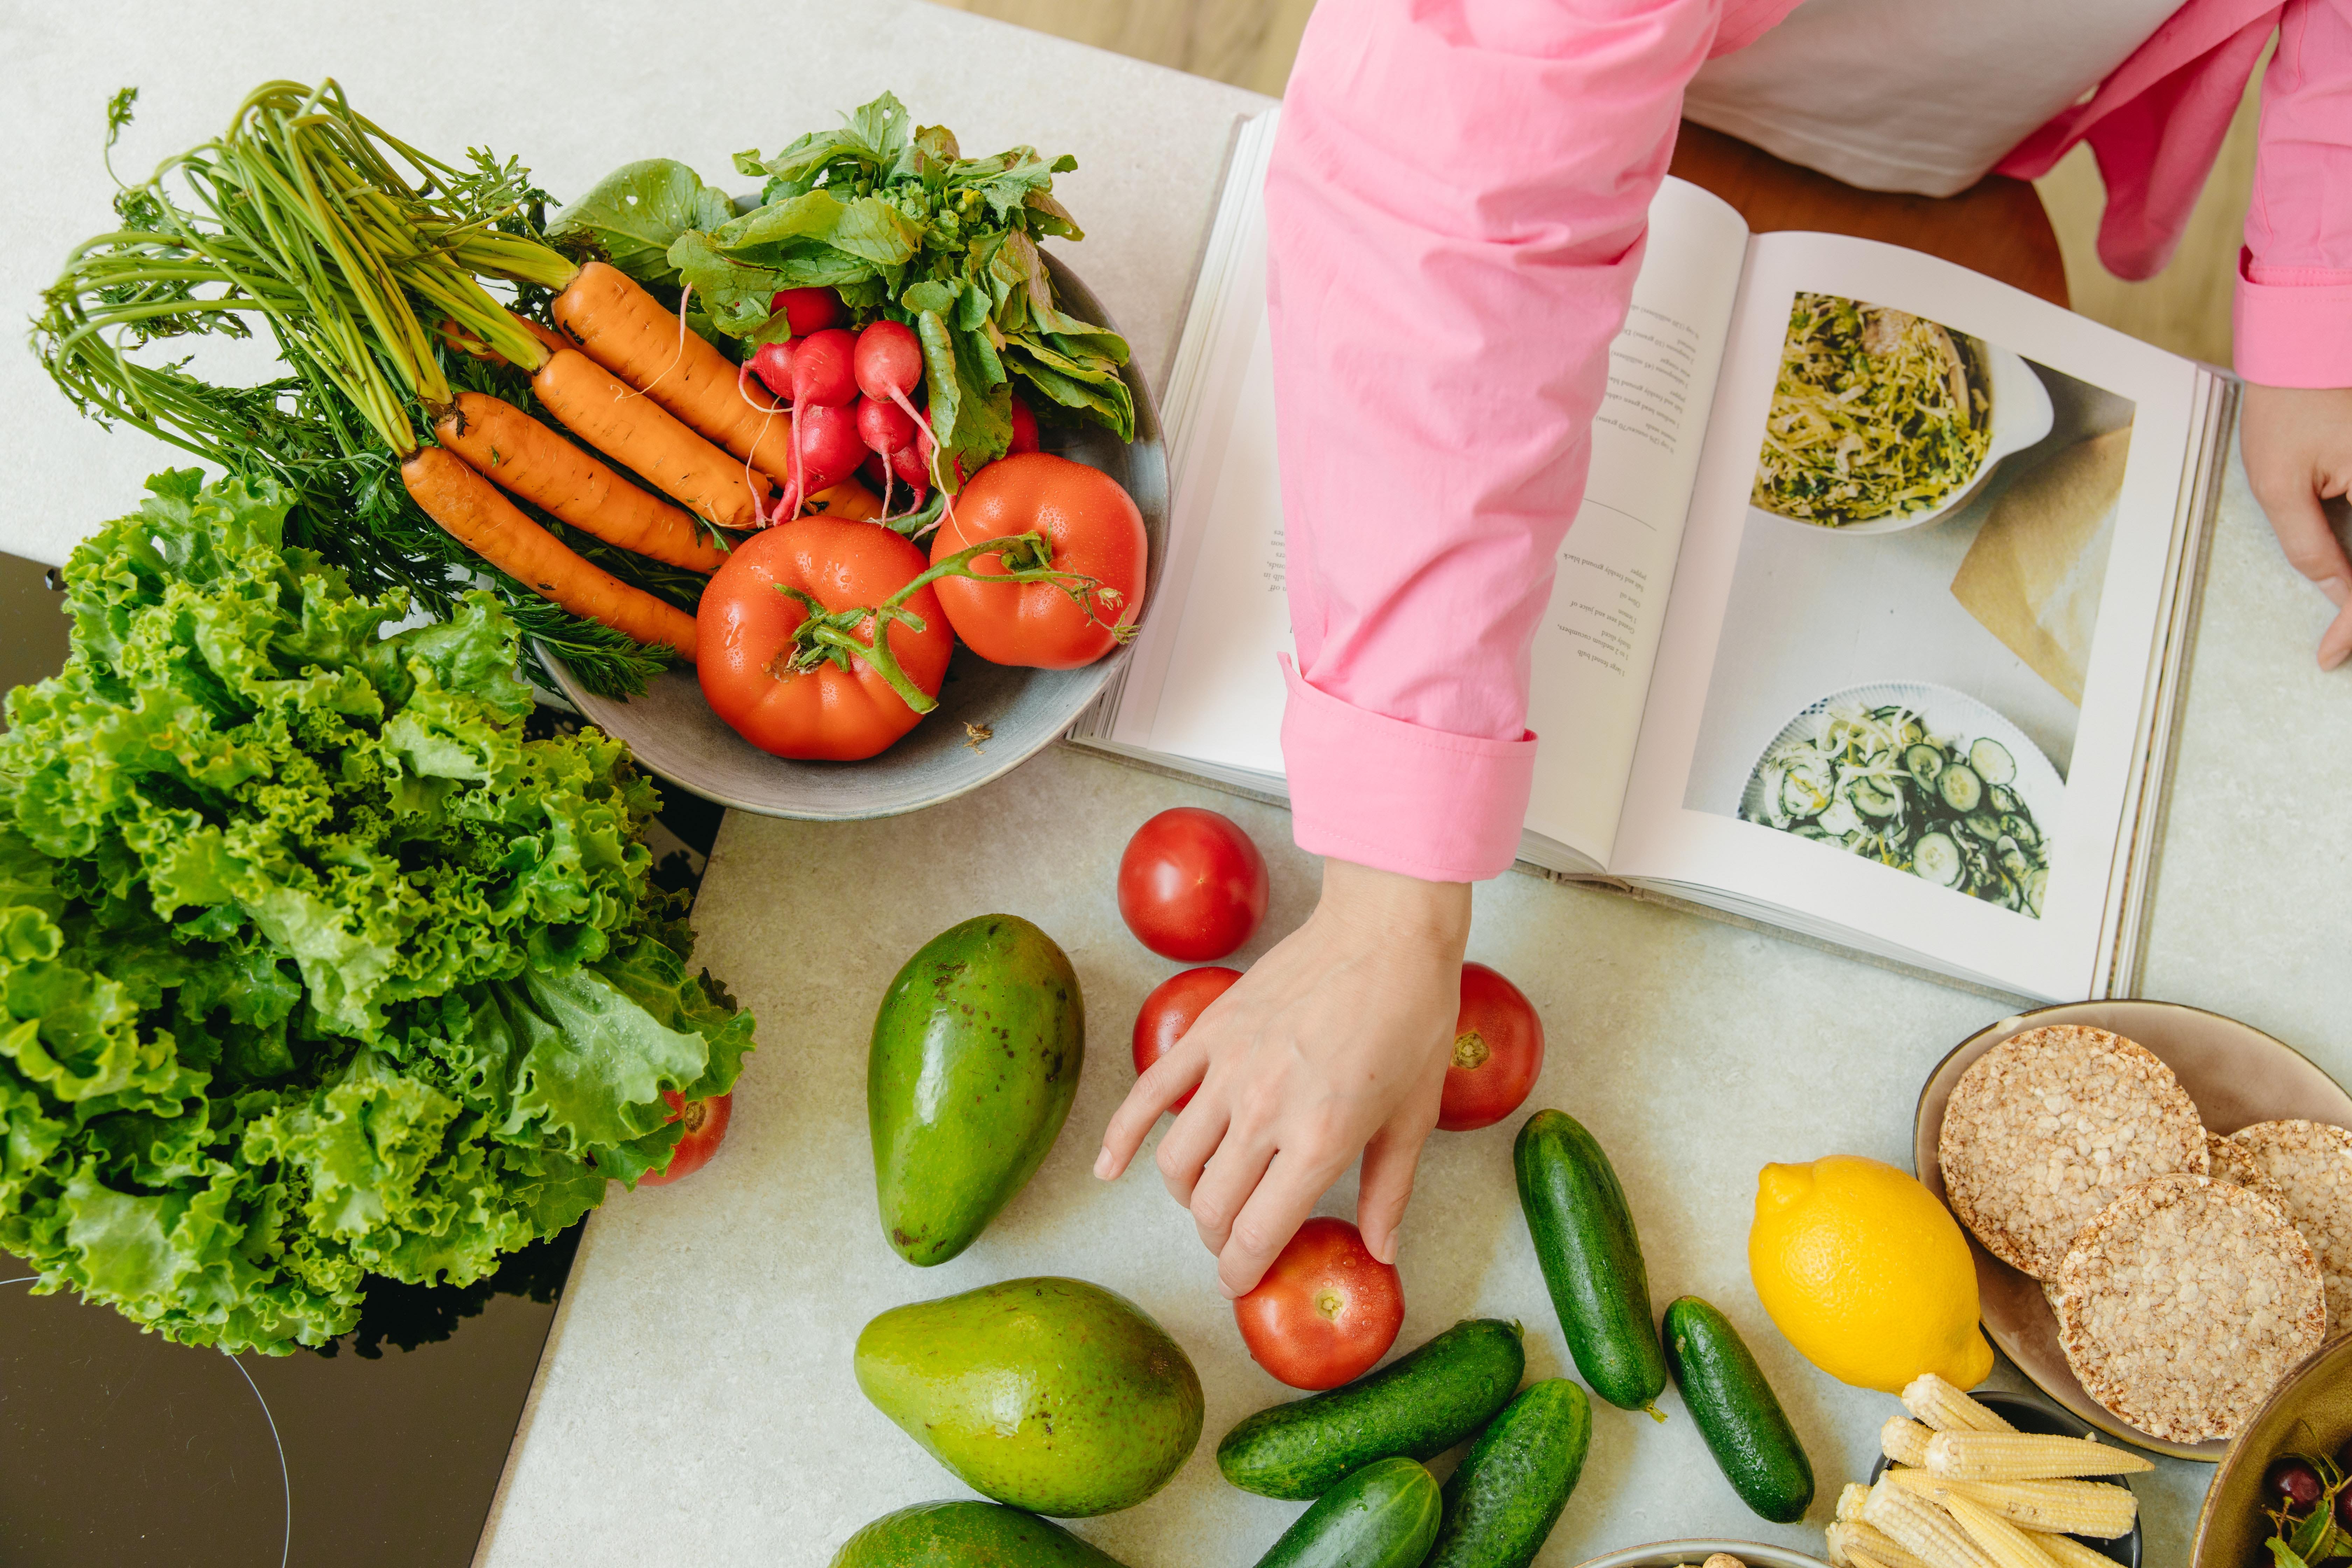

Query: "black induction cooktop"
(0, 551), (726, 1565)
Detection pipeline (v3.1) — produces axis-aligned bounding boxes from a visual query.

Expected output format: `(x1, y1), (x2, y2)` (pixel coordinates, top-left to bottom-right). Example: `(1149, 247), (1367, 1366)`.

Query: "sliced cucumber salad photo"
(1743, 701), (2051, 915)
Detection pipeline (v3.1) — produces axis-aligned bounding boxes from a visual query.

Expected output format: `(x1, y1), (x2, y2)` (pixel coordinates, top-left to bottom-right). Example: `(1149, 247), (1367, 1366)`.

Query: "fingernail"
(2325, 644), (2349, 673)
(1217, 1280), (1242, 1300)
(2324, 577), (2351, 609)
(1093, 1148), (1115, 1179)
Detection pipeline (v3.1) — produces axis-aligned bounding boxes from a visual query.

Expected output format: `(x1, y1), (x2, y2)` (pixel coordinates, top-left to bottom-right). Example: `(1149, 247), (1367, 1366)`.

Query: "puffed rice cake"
(2231, 1120), (2352, 1340)
(2206, 1130), (2293, 1211)
(1940, 1026), (2208, 1279)
(2052, 1173), (2324, 1444)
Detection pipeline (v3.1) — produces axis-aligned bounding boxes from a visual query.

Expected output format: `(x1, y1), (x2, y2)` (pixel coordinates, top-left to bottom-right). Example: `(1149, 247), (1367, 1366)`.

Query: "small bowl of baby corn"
(1846, 1375), (2146, 1568)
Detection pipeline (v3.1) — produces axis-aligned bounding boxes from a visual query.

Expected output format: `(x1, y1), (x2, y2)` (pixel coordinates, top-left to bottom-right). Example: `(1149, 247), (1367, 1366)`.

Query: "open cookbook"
(1073, 110), (2236, 1002)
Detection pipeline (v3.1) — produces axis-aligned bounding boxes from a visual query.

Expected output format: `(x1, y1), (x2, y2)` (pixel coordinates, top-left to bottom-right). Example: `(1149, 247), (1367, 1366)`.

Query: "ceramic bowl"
(540, 254), (1167, 820)
(2192, 1333), (2352, 1567)
(1571, 1541), (1829, 1568)
(1755, 337), (2055, 537)
(1868, 1390), (2143, 1566)
(1914, 999), (2352, 1460)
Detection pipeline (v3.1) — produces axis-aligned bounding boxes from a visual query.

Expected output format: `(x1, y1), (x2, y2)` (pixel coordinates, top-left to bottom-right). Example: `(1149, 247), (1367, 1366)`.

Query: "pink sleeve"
(1264, 0), (1721, 883)
(2237, 0), (2352, 386)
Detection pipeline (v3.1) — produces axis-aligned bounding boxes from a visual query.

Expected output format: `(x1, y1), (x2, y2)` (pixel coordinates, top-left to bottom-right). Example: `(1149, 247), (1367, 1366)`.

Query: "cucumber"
(1217, 1319), (1526, 1500)
(1938, 762), (1983, 813)
(1251, 1458), (1441, 1568)
(1661, 1296), (1815, 1524)
(1421, 1379), (1591, 1568)
(1912, 831), (1962, 887)
(1513, 1109), (1667, 1414)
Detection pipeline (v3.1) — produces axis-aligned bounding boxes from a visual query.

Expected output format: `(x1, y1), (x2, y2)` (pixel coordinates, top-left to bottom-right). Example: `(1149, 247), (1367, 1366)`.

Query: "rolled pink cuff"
(2235, 250), (2352, 387)
(1280, 657), (1536, 883)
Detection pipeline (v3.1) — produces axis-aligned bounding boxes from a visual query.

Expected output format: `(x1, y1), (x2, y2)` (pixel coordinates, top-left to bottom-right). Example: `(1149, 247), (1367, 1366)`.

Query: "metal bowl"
(540, 254), (1167, 820)
(2192, 1334), (2352, 1567)
(1572, 1541), (1830, 1568)
(1869, 1390), (2143, 1567)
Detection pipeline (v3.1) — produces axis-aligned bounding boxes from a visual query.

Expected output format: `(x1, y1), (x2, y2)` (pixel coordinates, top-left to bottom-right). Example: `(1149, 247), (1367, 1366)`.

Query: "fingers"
(2325, 596), (2352, 673)
(1095, 1033), (1212, 1181)
(2251, 462), (2352, 669)
(1215, 1148), (1341, 1299)
(1153, 1092), (1232, 1209)
(1357, 1107), (1438, 1266)
(1188, 1130), (1275, 1257)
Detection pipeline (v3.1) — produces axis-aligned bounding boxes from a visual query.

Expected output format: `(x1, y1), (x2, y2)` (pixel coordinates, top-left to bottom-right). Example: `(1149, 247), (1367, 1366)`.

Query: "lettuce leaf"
(0, 471), (754, 1352)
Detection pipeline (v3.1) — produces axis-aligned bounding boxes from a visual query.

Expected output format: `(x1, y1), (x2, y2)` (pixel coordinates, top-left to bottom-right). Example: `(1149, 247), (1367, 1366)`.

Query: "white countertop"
(4, 6), (2348, 1566)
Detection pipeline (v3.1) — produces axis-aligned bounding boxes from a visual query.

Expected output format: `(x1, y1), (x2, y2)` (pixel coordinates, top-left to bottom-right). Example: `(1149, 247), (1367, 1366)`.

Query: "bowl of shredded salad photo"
(1749, 293), (2054, 534)
(1738, 681), (2064, 917)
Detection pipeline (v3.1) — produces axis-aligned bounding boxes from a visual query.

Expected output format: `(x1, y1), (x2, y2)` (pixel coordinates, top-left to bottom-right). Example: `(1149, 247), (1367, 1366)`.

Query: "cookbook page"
(1122, 177), (1752, 866)
(1610, 230), (2203, 999)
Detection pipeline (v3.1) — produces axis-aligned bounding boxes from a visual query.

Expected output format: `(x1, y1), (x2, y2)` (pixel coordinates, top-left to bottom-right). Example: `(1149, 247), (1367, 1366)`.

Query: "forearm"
(1266, 0), (1720, 881)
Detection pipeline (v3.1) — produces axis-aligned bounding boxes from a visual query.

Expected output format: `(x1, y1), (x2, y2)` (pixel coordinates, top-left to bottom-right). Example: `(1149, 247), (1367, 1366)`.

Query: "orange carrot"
(434, 392), (727, 574)
(530, 348), (768, 533)
(400, 447), (698, 659)
(510, 312), (575, 364)
(803, 478), (886, 522)
(552, 260), (796, 489)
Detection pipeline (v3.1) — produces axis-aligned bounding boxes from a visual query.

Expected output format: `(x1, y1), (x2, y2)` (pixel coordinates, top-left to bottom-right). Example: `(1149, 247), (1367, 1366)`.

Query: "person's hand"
(2241, 382), (2352, 671)
(1094, 858), (1470, 1298)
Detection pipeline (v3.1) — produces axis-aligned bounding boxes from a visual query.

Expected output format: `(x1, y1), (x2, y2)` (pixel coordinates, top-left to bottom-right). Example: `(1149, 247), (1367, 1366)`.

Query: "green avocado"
(869, 913), (1084, 1266)
(855, 1276), (1204, 1518)
(828, 1500), (1130, 1567)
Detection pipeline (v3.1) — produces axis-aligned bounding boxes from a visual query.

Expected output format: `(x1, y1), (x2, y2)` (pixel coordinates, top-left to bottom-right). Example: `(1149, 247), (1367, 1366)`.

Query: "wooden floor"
(926, 0), (2253, 365)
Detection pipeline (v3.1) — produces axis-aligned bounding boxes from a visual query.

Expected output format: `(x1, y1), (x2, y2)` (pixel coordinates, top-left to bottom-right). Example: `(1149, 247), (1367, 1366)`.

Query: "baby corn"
(1828, 1518), (1939, 1568)
(1923, 1430), (2154, 1482)
(2024, 1530), (2132, 1568)
(1884, 1415), (1936, 1467)
(1902, 1374), (2017, 1434)
(1943, 1491), (2064, 1568)
(1883, 1468), (2136, 1539)
(1839, 1481), (1874, 1522)
(1865, 1476), (1998, 1568)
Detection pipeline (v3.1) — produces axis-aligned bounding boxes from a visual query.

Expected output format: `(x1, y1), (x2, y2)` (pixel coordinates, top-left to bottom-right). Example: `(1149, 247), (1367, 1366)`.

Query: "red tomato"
(1117, 807), (1269, 961)
(697, 516), (953, 761)
(927, 453), (1147, 669)
(641, 1090), (733, 1186)
(1437, 962), (1546, 1132)
(1234, 1217), (1405, 1390)
(1131, 966), (1242, 1112)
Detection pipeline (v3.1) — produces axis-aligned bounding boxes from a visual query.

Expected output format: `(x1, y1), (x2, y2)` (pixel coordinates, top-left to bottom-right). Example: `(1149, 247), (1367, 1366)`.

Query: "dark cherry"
(2269, 1455), (2326, 1508)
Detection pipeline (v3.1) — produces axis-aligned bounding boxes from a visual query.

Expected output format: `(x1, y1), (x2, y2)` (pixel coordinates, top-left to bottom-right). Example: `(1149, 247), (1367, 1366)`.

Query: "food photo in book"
(1682, 292), (2137, 921)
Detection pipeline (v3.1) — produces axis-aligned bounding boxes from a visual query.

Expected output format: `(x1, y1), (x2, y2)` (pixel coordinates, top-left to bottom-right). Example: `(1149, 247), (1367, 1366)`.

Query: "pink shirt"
(1266, 0), (2352, 884)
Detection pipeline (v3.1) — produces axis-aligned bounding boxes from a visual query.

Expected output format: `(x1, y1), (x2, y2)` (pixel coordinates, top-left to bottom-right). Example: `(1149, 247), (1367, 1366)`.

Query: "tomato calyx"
(1452, 1029), (1490, 1070)
(769, 527), (1133, 714)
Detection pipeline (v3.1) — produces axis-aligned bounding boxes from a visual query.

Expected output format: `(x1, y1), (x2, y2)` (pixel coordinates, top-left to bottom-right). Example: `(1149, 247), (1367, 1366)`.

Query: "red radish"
(860, 451), (890, 490)
(888, 429), (932, 491)
(770, 287), (844, 336)
(790, 329), (859, 408)
(857, 396), (916, 460)
(1009, 395), (1040, 455)
(857, 396), (919, 519)
(776, 329), (859, 515)
(749, 340), (796, 401)
(788, 402), (866, 497)
(854, 319), (924, 403)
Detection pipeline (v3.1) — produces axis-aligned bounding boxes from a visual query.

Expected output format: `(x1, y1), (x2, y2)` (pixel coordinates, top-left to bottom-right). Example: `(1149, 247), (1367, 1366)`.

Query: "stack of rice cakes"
(1940, 1024), (2352, 1444)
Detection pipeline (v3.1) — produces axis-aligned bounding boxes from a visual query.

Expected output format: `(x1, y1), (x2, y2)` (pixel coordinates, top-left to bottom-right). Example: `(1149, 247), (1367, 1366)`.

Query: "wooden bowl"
(2192, 1334), (2352, 1567)
(1913, 999), (2352, 1460)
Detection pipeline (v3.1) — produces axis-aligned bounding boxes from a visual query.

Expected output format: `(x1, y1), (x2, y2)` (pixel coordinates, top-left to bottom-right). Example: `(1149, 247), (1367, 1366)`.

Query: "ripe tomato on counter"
(641, 1091), (732, 1186)
(1436, 962), (1545, 1132)
(1117, 807), (1269, 961)
(1234, 1217), (1405, 1390)
(1131, 966), (1242, 1112)
(696, 516), (952, 761)
(927, 452), (1146, 668)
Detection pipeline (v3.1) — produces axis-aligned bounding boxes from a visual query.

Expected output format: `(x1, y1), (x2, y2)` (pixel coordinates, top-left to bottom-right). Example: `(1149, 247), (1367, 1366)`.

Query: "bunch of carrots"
(35, 80), (959, 680)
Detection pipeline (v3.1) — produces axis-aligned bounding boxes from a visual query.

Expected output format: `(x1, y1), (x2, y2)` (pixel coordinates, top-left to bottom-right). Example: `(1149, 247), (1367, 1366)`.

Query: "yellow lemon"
(1748, 1154), (1992, 1394)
